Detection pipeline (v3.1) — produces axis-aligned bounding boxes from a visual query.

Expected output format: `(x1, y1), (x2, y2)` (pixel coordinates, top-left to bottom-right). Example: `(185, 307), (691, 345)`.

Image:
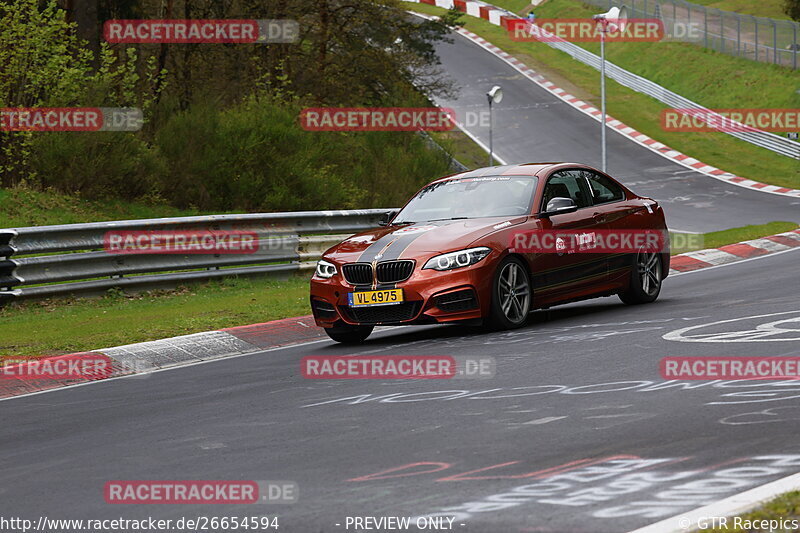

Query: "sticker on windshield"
(457, 176), (511, 183)
(392, 225), (437, 235)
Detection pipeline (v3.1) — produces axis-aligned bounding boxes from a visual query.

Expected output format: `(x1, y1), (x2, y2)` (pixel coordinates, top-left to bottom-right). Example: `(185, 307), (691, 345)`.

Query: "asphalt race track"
(2, 248), (800, 532)
(427, 28), (800, 233)
(2, 22), (800, 533)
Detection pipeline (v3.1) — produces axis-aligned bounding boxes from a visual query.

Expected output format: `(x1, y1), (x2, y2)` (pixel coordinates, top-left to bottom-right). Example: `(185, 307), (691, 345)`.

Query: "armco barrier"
(0, 210), (392, 303)
(409, 0), (800, 160)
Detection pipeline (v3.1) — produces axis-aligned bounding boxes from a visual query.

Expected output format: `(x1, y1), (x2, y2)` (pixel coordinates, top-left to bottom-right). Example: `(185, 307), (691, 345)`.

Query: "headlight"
(315, 259), (337, 278)
(423, 247), (491, 271)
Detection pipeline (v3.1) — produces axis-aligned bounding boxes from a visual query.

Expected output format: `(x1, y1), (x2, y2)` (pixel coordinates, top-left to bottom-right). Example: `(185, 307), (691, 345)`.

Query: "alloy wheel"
(498, 262), (530, 324)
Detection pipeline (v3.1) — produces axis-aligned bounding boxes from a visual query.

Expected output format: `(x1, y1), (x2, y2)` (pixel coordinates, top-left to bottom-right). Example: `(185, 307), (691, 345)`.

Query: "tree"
(785, 0), (800, 22)
(0, 0), (161, 187)
(65, 0), (100, 61)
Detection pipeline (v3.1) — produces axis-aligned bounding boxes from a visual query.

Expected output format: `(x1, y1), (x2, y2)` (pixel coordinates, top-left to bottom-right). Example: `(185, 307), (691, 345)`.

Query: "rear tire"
(487, 256), (531, 330)
(619, 251), (662, 305)
(324, 325), (374, 344)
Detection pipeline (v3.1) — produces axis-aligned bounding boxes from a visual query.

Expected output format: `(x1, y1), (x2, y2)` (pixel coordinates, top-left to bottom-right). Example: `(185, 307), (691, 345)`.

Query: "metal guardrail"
(0, 209), (392, 303)
(413, 0), (800, 160)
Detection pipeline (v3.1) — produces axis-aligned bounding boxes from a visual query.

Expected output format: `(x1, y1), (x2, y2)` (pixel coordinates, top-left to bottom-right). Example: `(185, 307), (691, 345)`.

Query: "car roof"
(430, 163), (591, 183)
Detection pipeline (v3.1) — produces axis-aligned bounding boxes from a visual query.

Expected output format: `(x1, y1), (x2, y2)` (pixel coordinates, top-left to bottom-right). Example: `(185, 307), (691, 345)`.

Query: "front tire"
(619, 251), (662, 305)
(324, 324), (374, 344)
(487, 256), (531, 330)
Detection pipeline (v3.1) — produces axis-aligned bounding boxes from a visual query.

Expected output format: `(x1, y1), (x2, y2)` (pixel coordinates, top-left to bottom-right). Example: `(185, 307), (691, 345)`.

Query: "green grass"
(495, 0), (532, 13)
(431, 129), (494, 169)
(703, 491), (800, 532)
(404, 1), (800, 190)
(0, 186), (202, 228)
(515, 0), (800, 109)
(509, 0), (790, 17)
(670, 221), (798, 254)
(0, 276), (311, 360)
(692, 0), (790, 20)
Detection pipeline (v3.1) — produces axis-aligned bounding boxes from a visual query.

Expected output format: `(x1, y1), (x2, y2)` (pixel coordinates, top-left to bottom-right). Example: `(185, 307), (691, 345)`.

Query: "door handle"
(592, 212), (606, 223)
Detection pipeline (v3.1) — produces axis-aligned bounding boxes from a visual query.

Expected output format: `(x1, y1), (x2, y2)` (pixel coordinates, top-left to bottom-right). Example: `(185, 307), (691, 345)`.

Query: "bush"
(29, 131), (165, 200)
(151, 98), (453, 211)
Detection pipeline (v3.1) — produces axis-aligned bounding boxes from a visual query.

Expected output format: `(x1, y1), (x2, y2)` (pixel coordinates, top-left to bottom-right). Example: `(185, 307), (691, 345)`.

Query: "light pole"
(487, 85), (503, 166)
(592, 6), (627, 173)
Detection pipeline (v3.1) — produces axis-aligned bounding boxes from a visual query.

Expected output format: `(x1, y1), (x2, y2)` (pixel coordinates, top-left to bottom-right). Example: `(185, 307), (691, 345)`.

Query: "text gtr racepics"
(310, 163), (670, 343)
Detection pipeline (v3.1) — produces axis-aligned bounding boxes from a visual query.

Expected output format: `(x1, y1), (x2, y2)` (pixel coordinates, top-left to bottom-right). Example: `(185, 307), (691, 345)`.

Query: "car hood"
(325, 216), (526, 263)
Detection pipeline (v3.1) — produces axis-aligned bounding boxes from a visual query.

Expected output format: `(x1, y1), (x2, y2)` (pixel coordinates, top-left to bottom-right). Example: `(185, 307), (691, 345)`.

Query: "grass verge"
(431, 129), (494, 169)
(670, 221), (799, 254)
(0, 186), (201, 228)
(692, 0), (789, 20)
(0, 276), (310, 360)
(703, 490), (800, 532)
(404, 1), (800, 190)
(0, 222), (795, 360)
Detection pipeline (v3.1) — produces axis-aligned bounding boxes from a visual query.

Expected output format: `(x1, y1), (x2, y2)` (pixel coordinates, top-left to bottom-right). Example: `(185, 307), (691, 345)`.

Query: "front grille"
(376, 260), (414, 283)
(342, 263), (372, 285)
(343, 260), (415, 285)
(311, 299), (337, 319)
(341, 301), (422, 324)
(436, 289), (479, 313)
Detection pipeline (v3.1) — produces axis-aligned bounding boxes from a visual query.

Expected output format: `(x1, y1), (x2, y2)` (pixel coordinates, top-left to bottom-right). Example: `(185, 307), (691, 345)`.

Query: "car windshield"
(393, 176), (537, 224)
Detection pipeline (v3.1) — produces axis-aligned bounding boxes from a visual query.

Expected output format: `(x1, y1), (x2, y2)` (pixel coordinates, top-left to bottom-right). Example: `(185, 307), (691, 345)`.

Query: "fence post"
(794, 24), (797, 70)
(737, 15), (741, 56)
(754, 16), (758, 62)
(703, 6), (708, 48)
(772, 20), (778, 64)
(673, 0), (677, 35)
(687, 2), (691, 28)
(719, 10), (724, 53)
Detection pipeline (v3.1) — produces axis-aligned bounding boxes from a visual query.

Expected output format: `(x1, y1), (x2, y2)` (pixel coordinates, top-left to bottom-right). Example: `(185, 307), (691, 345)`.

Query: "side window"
(542, 170), (591, 210)
(582, 170), (625, 205)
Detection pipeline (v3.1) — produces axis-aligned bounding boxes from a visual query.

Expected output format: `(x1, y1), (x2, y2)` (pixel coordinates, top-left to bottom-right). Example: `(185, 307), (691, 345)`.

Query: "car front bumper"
(310, 259), (496, 328)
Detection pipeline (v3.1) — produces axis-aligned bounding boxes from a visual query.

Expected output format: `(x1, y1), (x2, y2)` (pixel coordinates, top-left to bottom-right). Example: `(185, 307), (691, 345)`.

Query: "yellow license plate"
(348, 289), (404, 307)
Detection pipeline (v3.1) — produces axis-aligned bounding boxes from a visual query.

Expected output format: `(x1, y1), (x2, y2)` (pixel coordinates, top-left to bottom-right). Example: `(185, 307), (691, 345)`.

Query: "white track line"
(627, 472), (800, 532)
(2, 245), (797, 403)
(666, 244), (800, 277)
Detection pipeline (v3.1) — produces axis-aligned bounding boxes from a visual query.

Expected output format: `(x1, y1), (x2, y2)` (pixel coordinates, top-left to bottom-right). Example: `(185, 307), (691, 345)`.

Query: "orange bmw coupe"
(310, 163), (670, 343)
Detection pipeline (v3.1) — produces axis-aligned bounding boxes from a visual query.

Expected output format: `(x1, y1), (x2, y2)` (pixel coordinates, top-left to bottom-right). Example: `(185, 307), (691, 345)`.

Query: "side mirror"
(539, 197), (578, 218)
(378, 209), (400, 226)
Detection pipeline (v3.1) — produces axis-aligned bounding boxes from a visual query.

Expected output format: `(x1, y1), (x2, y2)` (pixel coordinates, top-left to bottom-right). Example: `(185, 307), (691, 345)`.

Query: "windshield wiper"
(391, 217), (469, 224)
